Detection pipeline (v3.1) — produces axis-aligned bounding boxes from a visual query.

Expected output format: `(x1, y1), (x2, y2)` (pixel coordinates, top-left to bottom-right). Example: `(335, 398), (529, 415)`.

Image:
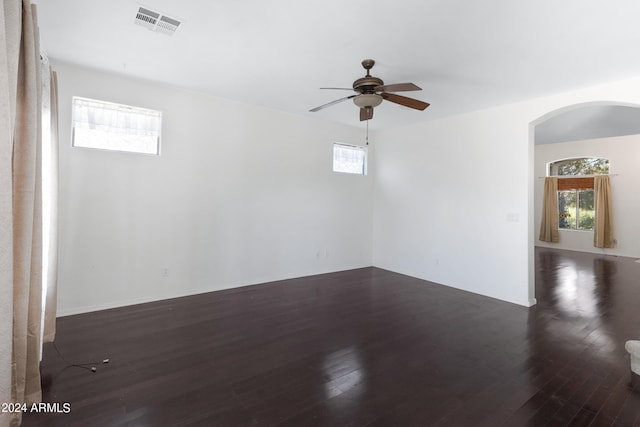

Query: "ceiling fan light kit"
(353, 94), (383, 108)
(310, 59), (430, 121)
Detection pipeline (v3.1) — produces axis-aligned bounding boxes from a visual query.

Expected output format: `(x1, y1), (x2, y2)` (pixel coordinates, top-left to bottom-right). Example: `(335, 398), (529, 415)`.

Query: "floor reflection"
(553, 259), (599, 318)
(321, 346), (365, 400)
(532, 247), (631, 368)
(537, 248), (617, 320)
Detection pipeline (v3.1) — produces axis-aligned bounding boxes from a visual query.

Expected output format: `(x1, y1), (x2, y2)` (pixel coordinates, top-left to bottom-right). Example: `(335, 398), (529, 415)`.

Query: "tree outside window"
(558, 189), (594, 230)
(549, 157), (609, 176)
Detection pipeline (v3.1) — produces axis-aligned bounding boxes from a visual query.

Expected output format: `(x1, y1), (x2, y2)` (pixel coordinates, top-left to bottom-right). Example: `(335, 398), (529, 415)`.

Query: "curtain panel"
(594, 175), (614, 249)
(43, 69), (58, 343)
(1, 1), (58, 426)
(539, 177), (559, 243)
(0, 1), (23, 425)
(12, 0), (44, 418)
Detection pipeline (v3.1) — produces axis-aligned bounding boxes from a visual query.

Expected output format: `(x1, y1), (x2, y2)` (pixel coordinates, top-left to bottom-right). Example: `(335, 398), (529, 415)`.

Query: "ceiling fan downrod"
(361, 59), (375, 77)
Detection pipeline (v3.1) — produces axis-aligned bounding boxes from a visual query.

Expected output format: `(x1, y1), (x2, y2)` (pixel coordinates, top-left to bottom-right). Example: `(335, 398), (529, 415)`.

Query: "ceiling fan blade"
(360, 106), (374, 121)
(309, 95), (356, 112)
(381, 93), (430, 110)
(375, 83), (422, 92)
(320, 87), (355, 91)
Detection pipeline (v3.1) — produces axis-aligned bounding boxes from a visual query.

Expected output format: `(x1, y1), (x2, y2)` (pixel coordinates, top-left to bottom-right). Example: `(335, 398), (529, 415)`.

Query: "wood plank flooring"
(22, 247), (640, 426)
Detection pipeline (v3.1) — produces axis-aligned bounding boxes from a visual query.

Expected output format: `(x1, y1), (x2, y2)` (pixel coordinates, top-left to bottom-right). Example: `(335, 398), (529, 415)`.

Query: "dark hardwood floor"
(22, 247), (640, 426)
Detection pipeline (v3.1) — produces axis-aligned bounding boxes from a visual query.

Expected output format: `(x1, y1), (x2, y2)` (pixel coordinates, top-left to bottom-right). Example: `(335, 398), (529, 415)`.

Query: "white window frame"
(71, 96), (162, 155)
(333, 143), (367, 175)
(558, 189), (595, 231)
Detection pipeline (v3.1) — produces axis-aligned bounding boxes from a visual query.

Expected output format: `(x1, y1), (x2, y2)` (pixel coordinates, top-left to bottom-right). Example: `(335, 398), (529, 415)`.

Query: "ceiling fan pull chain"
(366, 119), (369, 146)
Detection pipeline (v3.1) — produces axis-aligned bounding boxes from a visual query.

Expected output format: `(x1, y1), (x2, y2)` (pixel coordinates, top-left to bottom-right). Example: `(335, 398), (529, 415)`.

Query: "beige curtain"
(13, 0), (43, 415)
(539, 177), (559, 243)
(43, 69), (58, 343)
(1, 1), (56, 425)
(0, 2), (22, 426)
(594, 175), (614, 248)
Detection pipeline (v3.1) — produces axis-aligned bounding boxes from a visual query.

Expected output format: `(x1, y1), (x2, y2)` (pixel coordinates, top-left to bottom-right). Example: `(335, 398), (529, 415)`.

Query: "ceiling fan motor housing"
(352, 76), (384, 94)
(353, 59), (383, 107)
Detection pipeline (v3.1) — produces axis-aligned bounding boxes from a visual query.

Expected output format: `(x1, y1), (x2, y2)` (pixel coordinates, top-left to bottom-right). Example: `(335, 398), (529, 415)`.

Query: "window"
(333, 143), (366, 175)
(558, 189), (594, 230)
(548, 157), (608, 231)
(72, 97), (162, 155)
(548, 157), (609, 176)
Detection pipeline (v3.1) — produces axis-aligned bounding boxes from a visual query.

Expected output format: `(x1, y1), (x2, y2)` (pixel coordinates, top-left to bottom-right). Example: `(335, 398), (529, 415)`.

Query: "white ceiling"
(535, 105), (640, 144)
(33, 0), (640, 134)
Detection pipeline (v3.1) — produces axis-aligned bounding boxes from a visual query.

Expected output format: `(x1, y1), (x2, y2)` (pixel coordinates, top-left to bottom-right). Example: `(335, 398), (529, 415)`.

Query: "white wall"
(372, 107), (532, 306)
(535, 134), (640, 257)
(54, 61), (640, 314)
(54, 61), (373, 315)
(372, 76), (640, 307)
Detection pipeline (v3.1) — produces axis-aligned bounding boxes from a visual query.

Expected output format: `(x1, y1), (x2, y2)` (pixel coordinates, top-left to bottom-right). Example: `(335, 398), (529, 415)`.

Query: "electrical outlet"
(161, 267), (169, 277)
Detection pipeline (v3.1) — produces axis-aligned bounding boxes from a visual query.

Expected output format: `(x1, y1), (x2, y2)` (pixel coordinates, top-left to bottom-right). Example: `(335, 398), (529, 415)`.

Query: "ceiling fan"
(309, 59), (430, 121)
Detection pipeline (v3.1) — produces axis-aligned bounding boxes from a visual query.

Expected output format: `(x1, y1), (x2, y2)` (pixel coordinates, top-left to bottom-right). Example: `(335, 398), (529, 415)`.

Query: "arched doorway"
(529, 101), (640, 302)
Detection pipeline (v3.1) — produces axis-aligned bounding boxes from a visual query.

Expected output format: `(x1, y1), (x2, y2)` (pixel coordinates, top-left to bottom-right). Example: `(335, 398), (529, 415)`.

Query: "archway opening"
(528, 101), (640, 303)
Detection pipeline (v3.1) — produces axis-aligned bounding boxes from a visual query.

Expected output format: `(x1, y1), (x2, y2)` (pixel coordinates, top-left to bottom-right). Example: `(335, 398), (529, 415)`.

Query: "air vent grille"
(156, 15), (180, 35)
(134, 7), (180, 36)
